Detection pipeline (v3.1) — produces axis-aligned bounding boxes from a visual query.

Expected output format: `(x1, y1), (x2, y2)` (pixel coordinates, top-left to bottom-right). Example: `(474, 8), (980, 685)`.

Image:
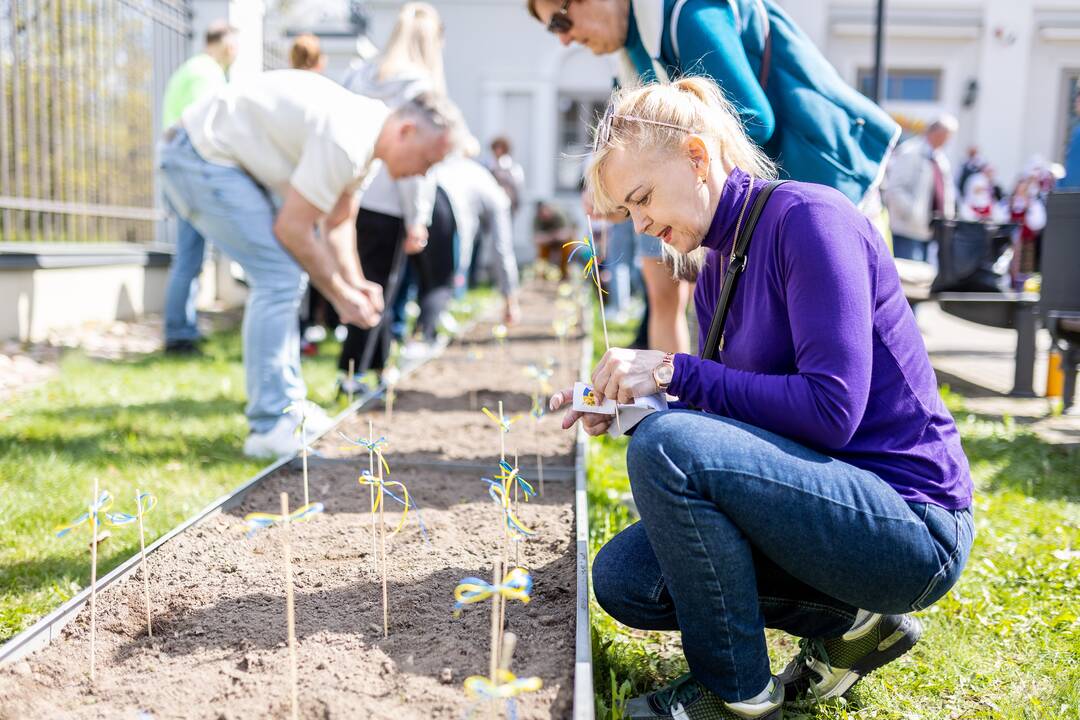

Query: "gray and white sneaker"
(623, 674), (784, 720)
(779, 611), (923, 701)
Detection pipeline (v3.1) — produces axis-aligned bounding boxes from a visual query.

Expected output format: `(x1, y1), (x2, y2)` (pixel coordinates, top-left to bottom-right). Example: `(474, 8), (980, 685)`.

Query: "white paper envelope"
(572, 381), (617, 414)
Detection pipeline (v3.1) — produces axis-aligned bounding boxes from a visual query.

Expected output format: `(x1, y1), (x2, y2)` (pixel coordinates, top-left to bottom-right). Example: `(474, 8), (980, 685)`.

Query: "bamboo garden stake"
(53, 479), (115, 684)
(89, 479), (98, 684)
(347, 359), (356, 405)
(300, 408), (310, 506)
(564, 227), (620, 431)
(488, 559), (503, 683)
(135, 490), (153, 638)
(379, 452), (389, 638)
(498, 401), (505, 463)
(280, 493), (300, 720)
(369, 420), (377, 562)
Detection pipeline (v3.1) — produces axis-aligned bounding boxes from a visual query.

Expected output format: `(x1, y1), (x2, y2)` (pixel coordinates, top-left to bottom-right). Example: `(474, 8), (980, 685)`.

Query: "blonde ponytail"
(377, 2), (447, 95)
(587, 75), (776, 214)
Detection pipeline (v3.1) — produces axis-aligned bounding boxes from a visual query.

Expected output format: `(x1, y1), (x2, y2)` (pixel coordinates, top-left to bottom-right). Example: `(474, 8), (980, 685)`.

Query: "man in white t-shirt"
(159, 69), (457, 457)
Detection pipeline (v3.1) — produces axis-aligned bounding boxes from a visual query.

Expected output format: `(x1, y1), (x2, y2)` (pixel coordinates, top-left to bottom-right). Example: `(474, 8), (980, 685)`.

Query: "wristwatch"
(652, 353), (675, 392)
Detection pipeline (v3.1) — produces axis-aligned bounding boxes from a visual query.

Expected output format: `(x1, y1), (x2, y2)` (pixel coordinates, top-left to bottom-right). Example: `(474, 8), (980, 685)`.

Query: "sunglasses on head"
(592, 103), (692, 154)
(546, 0), (573, 34)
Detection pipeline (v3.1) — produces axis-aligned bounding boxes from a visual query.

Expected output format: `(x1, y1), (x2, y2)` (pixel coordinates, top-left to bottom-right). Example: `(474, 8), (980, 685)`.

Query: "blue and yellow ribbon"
(482, 406), (524, 434)
(530, 393), (545, 420)
(483, 479), (534, 537)
(497, 461), (535, 501)
(562, 235), (607, 295)
(464, 670), (543, 720)
(357, 469), (430, 541)
(453, 567), (533, 614)
(337, 431), (391, 475)
(243, 502), (324, 537)
(523, 364), (553, 394)
(54, 491), (113, 538)
(104, 492), (158, 526)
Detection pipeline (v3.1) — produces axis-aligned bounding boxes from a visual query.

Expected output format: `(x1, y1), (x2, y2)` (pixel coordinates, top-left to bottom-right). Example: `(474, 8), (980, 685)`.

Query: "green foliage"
(585, 316), (1080, 719)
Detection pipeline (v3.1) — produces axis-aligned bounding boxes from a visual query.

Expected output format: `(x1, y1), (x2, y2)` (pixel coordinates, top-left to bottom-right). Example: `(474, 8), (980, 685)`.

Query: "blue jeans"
(892, 234), (931, 263)
(164, 216), (206, 343)
(604, 221), (639, 316)
(158, 129), (307, 433)
(592, 410), (974, 702)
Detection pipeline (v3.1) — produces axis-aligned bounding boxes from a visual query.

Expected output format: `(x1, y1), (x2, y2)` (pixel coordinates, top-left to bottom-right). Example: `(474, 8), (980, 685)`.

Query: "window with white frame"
(555, 95), (607, 192)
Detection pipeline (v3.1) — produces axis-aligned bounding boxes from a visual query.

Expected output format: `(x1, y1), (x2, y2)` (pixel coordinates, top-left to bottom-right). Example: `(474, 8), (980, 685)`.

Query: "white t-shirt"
(182, 69), (390, 214)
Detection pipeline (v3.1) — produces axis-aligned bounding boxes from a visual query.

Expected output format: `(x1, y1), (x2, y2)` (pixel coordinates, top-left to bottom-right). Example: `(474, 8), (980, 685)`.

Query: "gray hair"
(394, 91), (470, 149)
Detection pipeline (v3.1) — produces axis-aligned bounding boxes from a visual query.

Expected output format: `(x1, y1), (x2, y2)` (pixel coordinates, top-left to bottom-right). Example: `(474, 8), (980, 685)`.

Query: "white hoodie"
(342, 62), (437, 228)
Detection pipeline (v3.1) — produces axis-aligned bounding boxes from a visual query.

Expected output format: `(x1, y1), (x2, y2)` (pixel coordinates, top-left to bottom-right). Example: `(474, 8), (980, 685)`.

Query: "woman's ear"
(685, 135), (710, 181)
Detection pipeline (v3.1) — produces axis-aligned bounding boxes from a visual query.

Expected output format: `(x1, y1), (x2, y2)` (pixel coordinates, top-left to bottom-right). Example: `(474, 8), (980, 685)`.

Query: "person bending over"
(551, 76), (973, 720)
(160, 70), (457, 457)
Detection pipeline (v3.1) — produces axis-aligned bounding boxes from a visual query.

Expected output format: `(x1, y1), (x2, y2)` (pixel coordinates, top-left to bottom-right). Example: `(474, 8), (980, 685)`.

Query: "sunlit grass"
(0, 289), (495, 643)
(587, 312), (1080, 720)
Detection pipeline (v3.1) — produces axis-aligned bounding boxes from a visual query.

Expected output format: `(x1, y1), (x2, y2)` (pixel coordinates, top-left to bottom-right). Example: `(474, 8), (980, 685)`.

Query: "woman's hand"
(592, 348), (667, 404)
(549, 388), (613, 436)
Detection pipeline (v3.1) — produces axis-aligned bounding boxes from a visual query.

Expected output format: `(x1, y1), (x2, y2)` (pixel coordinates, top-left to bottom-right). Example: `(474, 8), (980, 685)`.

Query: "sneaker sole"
(784, 615), (923, 702)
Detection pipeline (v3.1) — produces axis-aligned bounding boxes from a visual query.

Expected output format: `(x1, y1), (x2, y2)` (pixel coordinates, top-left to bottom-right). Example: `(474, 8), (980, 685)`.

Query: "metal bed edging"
(0, 302), (495, 667)
(573, 298), (596, 720)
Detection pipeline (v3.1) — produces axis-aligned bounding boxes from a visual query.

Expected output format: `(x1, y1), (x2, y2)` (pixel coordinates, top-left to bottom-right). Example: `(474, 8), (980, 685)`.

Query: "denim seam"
(910, 512), (964, 610)
(649, 574), (667, 605)
(667, 458), (749, 699)
(758, 597), (856, 622)
(684, 468), (921, 527)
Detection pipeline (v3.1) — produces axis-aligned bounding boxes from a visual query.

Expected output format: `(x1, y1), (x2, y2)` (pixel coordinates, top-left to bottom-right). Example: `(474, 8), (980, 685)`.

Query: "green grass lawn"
(0, 329), (350, 642)
(0, 291), (499, 644)
(587, 315), (1080, 720)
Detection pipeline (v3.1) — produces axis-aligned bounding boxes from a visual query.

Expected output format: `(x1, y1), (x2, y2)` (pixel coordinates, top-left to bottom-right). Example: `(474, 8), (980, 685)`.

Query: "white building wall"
(272, 0), (1080, 223)
(813, 0), (1080, 184)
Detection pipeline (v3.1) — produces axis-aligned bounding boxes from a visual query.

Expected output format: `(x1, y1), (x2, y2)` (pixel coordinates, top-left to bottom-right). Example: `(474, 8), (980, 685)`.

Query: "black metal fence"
(0, 0), (191, 243)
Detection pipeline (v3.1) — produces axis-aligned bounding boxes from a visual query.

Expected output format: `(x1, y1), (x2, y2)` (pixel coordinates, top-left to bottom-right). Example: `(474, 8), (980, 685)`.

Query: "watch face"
(658, 364), (674, 383)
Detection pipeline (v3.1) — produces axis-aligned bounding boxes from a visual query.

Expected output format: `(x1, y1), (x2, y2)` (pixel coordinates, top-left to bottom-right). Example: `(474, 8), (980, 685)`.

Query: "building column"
(974, 0), (1032, 183)
(190, 0), (266, 79)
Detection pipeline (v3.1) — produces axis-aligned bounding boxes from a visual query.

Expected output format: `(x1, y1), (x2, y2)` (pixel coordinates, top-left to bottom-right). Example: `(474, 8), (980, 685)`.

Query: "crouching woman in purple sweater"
(551, 77), (974, 720)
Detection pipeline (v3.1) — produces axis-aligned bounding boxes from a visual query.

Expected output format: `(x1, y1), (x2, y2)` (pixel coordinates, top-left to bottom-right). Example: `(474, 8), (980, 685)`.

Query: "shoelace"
(796, 636), (834, 684)
(655, 673), (700, 714)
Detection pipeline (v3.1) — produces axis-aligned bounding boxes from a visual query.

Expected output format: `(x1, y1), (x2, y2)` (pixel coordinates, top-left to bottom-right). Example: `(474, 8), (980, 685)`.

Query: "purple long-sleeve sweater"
(668, 168), (972, 510)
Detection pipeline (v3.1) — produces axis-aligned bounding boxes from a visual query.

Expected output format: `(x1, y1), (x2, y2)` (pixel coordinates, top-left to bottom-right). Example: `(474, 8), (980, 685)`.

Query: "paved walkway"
(918, 302), (1080, 445)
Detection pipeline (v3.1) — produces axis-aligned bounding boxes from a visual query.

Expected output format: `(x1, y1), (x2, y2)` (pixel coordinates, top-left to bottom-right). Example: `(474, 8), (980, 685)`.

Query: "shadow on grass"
(960, 429), (1080, 502)
(0, 397), (250, 466)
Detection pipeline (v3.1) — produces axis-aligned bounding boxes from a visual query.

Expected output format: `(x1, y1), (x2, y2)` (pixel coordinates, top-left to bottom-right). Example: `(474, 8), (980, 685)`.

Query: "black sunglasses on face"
(546, 0), (573, 34)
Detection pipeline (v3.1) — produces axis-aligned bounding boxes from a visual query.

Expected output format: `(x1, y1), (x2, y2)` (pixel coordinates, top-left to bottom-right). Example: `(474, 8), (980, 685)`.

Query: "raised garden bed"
(0, 281), (592, 719)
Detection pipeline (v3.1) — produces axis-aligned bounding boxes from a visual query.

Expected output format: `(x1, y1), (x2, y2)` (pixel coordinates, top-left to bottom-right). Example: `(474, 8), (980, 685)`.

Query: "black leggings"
(412, 187), (456, 341)
(338, 188), (457, 373)
(339, 208), (403, 374)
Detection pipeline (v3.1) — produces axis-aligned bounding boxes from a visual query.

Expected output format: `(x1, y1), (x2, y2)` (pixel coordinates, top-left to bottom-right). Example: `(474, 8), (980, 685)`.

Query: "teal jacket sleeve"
(674, 0), (775, 145)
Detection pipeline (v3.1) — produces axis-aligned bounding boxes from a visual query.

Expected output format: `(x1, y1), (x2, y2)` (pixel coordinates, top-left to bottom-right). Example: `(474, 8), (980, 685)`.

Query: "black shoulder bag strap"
(700, 179), (787, 362)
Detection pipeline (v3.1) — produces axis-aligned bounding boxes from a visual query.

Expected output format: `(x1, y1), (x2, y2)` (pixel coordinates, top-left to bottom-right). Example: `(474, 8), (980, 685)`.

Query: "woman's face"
(536, 0), (629, 55)
(599, 138), (723, 255)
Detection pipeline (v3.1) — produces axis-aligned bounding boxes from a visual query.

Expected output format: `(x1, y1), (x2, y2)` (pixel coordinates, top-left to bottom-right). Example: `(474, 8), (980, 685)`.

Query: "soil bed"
(0, 281), (586, 719)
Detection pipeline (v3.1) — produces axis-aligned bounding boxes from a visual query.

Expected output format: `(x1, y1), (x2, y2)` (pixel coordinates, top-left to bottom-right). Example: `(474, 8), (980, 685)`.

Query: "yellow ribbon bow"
(453, 567), (533, 615)
(464, 670), (543, 699)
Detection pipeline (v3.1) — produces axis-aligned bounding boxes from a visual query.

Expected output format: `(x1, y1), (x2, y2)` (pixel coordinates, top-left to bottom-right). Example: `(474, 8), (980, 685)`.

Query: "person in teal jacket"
(528, 0), (900, 206)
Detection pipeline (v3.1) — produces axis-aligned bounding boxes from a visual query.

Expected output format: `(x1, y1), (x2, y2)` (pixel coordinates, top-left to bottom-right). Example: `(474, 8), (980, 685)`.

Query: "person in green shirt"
(160, 22), (238, 353)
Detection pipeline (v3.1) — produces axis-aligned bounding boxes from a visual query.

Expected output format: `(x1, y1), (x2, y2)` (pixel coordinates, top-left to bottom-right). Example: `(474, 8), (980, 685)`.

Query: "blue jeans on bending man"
(158, 128), (308, 436)
(164, 216), (206, 347)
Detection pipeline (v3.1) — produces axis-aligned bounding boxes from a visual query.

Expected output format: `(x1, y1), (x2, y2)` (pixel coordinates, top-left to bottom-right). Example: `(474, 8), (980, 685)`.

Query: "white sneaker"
(242, 402), (335, 459)
(400, 339), (435, 361)
(243, 415), (303, 458)
(298, 401), (334, 438)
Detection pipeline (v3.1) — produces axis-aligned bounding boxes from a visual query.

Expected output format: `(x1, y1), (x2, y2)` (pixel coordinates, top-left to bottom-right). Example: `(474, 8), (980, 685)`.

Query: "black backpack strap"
(700, 179), (787, 362)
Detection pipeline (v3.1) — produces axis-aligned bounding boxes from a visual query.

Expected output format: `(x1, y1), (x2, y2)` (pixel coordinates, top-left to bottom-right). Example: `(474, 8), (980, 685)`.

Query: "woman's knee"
(592, 526), (667, 628)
